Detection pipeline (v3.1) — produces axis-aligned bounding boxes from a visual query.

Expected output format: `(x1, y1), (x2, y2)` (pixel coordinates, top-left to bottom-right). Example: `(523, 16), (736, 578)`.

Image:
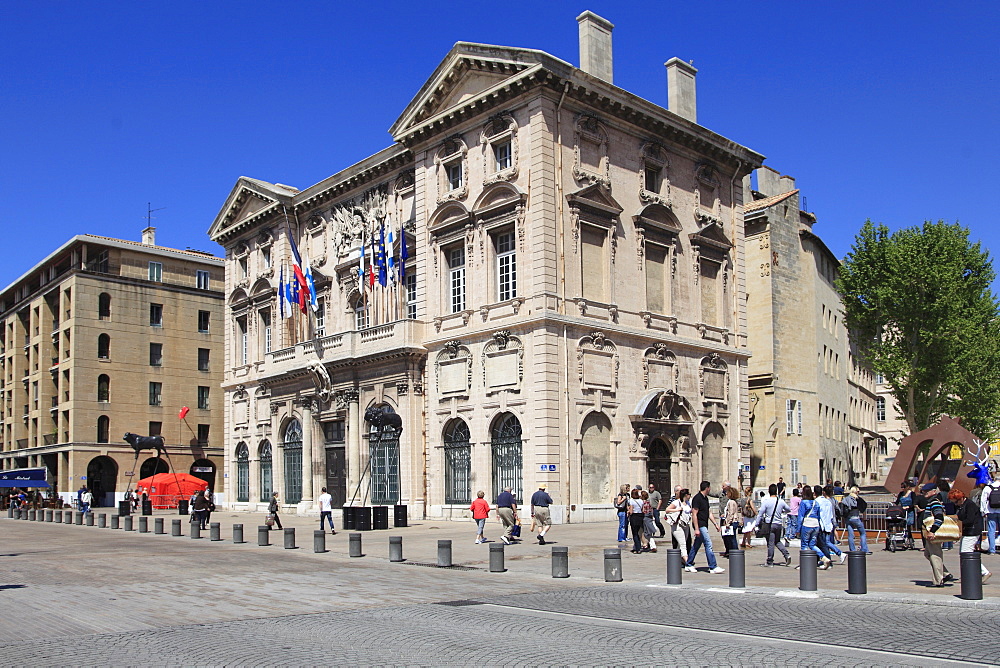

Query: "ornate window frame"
(642, 344), (679, 391)
(572, 115), (611, 187)
(694, 163), (723, 227)
(435, 136), (469, 205)
(699, 353), (729, 406)
(481, 114), (519, 185)
(639, 142), (671, 207)
(482, 330), (523, 394)
(577, 331), (619, 393)
(435, 340), (473, 398)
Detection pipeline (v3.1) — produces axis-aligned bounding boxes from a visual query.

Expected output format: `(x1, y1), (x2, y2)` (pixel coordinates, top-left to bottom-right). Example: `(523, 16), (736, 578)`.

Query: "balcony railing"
(264, 320), (424, 377)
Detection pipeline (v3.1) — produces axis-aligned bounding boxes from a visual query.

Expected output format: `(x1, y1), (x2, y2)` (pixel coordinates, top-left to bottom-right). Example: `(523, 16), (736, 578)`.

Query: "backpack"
(989, 486), (1000, 509)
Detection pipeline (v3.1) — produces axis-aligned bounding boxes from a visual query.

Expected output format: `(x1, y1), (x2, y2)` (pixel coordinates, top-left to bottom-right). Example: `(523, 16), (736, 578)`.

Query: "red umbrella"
(136, 472), (208, 509)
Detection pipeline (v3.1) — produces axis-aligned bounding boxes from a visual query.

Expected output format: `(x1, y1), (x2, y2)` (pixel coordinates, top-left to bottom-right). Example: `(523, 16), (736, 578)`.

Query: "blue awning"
(0, 467), (50, 488)
(0, 479), (50, 488)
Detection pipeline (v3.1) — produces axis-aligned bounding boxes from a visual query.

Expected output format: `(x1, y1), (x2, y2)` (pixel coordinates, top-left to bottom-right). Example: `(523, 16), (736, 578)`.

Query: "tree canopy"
(838, 220), (1000, 441)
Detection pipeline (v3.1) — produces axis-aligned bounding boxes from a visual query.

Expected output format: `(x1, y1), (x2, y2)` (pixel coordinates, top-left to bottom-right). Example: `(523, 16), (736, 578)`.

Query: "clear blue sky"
(2, 1), (998, 292)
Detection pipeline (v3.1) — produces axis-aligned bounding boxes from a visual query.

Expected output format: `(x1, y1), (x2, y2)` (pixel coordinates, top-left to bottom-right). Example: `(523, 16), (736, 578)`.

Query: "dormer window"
(436, 137), (469, 204)
(481, 114), (518, 185)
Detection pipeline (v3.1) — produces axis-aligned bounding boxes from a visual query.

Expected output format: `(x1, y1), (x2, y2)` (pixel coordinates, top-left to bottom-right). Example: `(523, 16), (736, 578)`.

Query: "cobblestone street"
(2, 514), (999, 665)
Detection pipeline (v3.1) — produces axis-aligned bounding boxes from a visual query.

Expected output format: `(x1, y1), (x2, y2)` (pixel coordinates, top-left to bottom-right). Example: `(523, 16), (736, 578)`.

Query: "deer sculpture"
(966, 439), (995, 486)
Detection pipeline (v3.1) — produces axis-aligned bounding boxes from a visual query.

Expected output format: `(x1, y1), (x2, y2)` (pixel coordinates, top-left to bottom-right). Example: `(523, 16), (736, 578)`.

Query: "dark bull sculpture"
(364, 407), (403, 431)
(123, 432), (166, 456)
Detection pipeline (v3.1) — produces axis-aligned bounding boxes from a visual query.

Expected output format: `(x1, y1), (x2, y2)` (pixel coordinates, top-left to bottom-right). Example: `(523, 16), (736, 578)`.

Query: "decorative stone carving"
(307, 360), (333, 402)
(694, 163), (723, 227)
(435, 135), (469, 205)
(572, 115), (611, 187)
(483, 332), (523, 394)
(577, 332), (618, 393)
(412, 382), (424, 395)
(643, 344), (679, 390)
(342, 388), (360, 404)
(492, 330), (511, 350)
(433, 317), (443, 332)
(327, 188), (388, 261)
(638, 142), (672, 208)
(397, 382), (409, 396)
(576, 298), (587, 315)
(480, 113), (519, 185)
(700, 354), (729, 403)
(570, 205), (580, 254)
(443, 340), (462, 359)
(436, 342), (473, 396)
(480, 305), (490, 322)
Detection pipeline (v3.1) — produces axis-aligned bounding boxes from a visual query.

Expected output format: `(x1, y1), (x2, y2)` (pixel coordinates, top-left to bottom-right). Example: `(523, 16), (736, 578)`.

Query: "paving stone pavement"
(3, 513), (999, 665)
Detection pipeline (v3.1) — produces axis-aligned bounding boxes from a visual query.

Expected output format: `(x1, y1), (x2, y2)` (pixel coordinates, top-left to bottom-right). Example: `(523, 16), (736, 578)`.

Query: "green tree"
(838, 220), (1000, 441)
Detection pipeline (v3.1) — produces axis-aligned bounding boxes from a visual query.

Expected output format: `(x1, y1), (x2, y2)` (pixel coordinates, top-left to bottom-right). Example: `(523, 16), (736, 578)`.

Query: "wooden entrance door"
(325, 447), (346, 507)
(646, 439), (672, 492)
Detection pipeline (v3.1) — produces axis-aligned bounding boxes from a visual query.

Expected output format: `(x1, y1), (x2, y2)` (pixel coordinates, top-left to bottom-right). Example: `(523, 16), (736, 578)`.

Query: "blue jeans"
(786, 514), (799, 539)
(987, 512), (1000, 553)
(846, 516), (868, 552)
(475, 518), (486, 536)
(320, 511), (334, 531)
(800, 526), (826, 558)
(80, 502), (90, 514)
(818, 530), (842, 557)
(618, 511), (628, 541)
(686, 525), (718, 569)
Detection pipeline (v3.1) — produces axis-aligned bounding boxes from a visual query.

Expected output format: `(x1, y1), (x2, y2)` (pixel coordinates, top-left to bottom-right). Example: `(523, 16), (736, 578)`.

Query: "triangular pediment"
(566, 183), (624, 218)
(390, 43), (566, 141)
(207, 177), (299, 243)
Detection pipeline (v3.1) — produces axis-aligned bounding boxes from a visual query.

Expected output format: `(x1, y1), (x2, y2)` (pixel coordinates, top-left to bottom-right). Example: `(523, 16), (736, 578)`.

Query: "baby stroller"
(884, 504), (914, 552)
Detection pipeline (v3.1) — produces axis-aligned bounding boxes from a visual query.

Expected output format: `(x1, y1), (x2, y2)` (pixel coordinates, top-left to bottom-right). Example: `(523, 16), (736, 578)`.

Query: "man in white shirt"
(318, 487), (336, 535)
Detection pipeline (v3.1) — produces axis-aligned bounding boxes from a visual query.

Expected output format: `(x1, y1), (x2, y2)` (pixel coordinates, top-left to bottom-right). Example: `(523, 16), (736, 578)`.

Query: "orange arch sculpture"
(884, 416), (982, 495)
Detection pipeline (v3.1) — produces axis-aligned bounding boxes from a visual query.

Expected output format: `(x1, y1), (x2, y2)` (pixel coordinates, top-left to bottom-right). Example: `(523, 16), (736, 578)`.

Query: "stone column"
(346, 389), (360, 503)
(301, 397), (314, 504)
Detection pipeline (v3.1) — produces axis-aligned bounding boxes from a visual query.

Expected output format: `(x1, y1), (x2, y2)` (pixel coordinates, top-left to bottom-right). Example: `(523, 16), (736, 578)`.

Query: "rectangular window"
(314, 300), (324, 338)
(645, 244), (667, 313)
(198, 348), (210, 371)
(644, 166), (660, 192)
(197, 386), (210, 410)
(148, 382), (162, 406)
(148, 262), (162, 282)
(797, 400), (803, 435)
(262, 247), (271, 269)
(355, 301), (368, 330)
(405, 274), (417, 319)
(448, 246), (466, 313)
(580, 225), (606, 301)
(495, 232), (517, 302)
(198, 310), (210, 333)
(196, 270), (210, 290)
(786, 399), (794, 435)
(149, 343), (162, 367)
(790, 458), (800, 486)
(446, 161), (463, 191)
(875, 373), (884, 385)
(197, 424), (210, 446)
(876, 396), (886, 422)
(237, 317), (247, 365)
(148, 421), (162, 437)
(263, 311), (272, 353)
(323, 421), (345, 443)
(149, 303), (163, 327)
(494, 141), (512, 172)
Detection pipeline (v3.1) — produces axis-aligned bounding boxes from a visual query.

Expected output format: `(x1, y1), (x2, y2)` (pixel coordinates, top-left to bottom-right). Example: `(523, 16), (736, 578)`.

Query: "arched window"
(98, 293), (111, 320)
(259, 441), (273, 502)
(97, 374), (110, 403)
(235, 443), (250, 503)
(491, 413), (522, 503)
(97, 333), (110, 359)
(283, 420), (303, 504)
(444, 419), (471, 504)
(97, 415), (110, 443)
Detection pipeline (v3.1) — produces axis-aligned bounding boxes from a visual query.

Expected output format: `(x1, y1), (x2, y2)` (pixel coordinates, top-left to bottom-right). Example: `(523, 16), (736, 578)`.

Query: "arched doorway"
(580, 413), (612, 504)
(140, 456), (169, 480)
(646, 438), (672, 494)
(86, 456), (118, 507)
(701, 422), (725, 489)
(443, 419), (471, 504)
(282, 420), (303, 504)
(190, 459), (217, 493)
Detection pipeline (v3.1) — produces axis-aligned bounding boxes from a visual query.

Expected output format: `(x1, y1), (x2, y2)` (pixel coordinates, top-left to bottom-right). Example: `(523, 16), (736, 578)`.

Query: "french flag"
(288, 234), (310, 313)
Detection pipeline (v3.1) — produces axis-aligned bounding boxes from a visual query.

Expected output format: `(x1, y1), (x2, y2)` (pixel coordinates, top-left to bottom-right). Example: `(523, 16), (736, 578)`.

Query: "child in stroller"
(884, 503), (914, 551)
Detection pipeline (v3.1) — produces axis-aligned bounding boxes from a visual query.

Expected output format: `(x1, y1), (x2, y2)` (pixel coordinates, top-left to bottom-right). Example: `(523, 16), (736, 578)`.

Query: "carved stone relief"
(483, 330), (523, 393)
(480, 113), (519, 185)
(577, 332), (619, 393)
(436, 342), (473, 396)
(572, 116), (611, 188)
(436, 136), (469, 205)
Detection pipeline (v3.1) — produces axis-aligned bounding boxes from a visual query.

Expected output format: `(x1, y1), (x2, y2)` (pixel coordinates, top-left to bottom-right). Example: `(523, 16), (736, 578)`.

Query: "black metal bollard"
(604, 548), (623, 582)
(171, 519), (182, 536)
(258, 525), (270, 546)
(313, 530), (326, 553)
(138, 516), (148, 533)
(85, 512), (94, 526)
(349, 532), (362, 557)
(154, 517), (164, 534)
(389, 535), (403, 562)
(123, 516), (133, 531)
(233, 523), (244, 544)
(799, 550), (818, 592)
(111, 515), (120, 529)
(54, 510), (62, 523)
(210, 523), (221, 541)
(64, 510), (73, 524)
(729, 549), (746, 588)
(45, 509), (53, 522)
(75, 511), (83, 525)
(190, 521), (200, 539)
(28, 510), (36, 521)
(552, 546), (569, 578)
(283, 527), (296, 549)
(847, 551), (867, 594)
(437, 539), (452, 567)
(489, 543), (506, 572)
(666, 548), (683, 585)
(961, 552), (984, 600)
(98, 513), (107, 528)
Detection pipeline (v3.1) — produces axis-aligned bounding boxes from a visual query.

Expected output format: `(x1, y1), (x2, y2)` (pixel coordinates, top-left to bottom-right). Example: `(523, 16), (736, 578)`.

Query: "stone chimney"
(779, 174), (796, 194)
(141, 226), (156, 246)
(756, 166), (781, 197)
(665, 57), (697, 123)
(577, 11), (614, 84)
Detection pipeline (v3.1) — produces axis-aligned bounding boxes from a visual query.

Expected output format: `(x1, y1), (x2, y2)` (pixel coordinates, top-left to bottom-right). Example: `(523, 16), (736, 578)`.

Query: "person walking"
(720, 486), (741, 558)
(776, 477), (787, 498)
(896, 480), (916, 543)
(952, 488), (992, 583)
(318, 487), (336, 534)
(471, 491), (491, 544)
(980, 473), (1000, 554)
(530, 484), (553, 545)
(817, 485), (846, 565)
(756, 484), (791, 566)
(920, 482), (954, 586)
(740, 486), (756, 549)
(267, 491), (283, 530)
(496, 486), (518, 544)
(79, 487), (93, 514)
(641, 490), (657, 552)
(841, 486), (870, 554)
(685, 481), (725, 574)
(626, 489), (645, 554)
(192, 489), (211, 530)
(665, 488), (692, 553)
(648, 483), (665, 538)
(786, 488), (801, 546)
(798, 486), (831, 568)
(614, 484), (631, 543)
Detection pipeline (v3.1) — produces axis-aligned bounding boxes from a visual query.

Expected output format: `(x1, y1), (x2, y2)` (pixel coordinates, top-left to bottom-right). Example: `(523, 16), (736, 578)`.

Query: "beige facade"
(0, 232), (225, 505)
(209, 15), (764, 521)
(744, 167), (879, 488)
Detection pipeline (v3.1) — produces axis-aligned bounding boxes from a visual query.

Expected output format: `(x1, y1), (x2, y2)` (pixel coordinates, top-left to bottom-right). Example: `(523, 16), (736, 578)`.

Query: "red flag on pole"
(178, 406), (189, 420)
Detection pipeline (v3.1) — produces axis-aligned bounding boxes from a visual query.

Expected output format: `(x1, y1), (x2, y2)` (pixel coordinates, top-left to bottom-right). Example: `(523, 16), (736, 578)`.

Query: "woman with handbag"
(920, 482), (955, 586)
(720, 486), (741, 557)
(626, 489), (646, 554)
(641, 490), (657, 552)
(267, 491), (283, 530)
(614, 484), (631, 543)
(798, 485), (832, 568)
(950, 488), (991, 583)
(665, 489), (692, 553)
(740, 486), (756, 549)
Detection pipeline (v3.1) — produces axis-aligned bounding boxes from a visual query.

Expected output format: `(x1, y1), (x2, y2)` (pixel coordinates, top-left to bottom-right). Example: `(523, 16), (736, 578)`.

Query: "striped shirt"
(925, 495), (945, 533)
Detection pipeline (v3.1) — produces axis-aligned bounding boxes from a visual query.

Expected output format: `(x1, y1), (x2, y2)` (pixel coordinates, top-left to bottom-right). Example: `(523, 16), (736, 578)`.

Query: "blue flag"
(399, 229), (408, 281)
(377, 224), (387, 287)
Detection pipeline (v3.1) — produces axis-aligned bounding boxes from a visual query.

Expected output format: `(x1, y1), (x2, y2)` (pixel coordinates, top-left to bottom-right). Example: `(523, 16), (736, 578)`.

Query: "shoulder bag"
(922, 513), (961, 541)
(755, 498), (782, 539)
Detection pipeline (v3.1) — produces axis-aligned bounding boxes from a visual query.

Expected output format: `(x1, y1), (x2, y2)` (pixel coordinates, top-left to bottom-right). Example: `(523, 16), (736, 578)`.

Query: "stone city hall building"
(0, 231), (225, 505)
(209, 13), (767, 521)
